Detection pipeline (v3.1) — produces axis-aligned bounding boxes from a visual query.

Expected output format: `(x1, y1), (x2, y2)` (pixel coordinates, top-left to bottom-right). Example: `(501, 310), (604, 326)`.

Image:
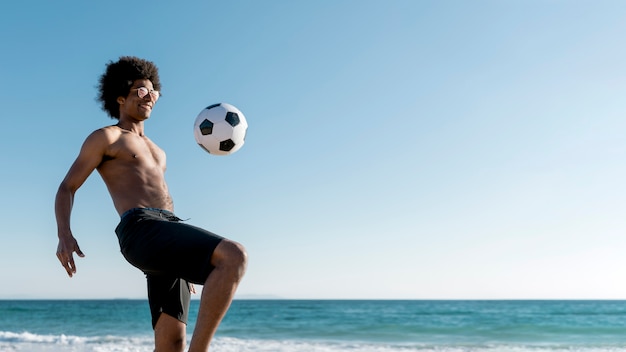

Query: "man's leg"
(154, 313), (186, 352)
(188, 239), (247, 352)
(147, 275), (191, 352)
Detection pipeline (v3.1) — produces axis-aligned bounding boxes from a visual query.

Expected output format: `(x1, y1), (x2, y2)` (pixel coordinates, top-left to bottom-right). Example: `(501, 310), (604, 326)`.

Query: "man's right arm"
(55, 129), (109, 277)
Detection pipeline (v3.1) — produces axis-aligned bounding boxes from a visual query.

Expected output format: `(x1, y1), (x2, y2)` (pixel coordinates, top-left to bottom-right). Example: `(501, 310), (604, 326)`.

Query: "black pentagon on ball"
(199, 119), (214, 135)
(219, 139), (236, 151)
(225, 112), (240, 127)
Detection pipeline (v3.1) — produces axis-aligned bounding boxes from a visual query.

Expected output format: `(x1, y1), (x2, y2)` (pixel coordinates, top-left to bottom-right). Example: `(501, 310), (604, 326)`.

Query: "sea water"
(1, 300), (626, 351)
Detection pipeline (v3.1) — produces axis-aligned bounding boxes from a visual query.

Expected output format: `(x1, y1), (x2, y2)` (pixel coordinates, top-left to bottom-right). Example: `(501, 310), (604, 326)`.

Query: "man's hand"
(56, 235), (85, 277)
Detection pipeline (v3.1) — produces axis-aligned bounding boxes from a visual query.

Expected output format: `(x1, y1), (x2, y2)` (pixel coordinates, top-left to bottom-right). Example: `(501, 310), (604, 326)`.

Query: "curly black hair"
(97, 56), (161, 119)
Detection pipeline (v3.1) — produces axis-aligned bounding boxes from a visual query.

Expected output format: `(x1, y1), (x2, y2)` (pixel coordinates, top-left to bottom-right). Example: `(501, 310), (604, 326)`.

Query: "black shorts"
(115, 208), (223, 328)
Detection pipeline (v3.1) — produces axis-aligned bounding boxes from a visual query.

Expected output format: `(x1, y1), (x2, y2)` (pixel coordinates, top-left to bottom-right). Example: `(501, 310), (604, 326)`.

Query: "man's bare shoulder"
(82, 125), (126, 147)
(86, 125), (123, 139)
(74, 125), (124, 159)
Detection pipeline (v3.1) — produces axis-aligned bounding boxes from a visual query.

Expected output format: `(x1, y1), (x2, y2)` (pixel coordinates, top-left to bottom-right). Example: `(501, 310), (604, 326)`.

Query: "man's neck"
(116, 120), (145, 136)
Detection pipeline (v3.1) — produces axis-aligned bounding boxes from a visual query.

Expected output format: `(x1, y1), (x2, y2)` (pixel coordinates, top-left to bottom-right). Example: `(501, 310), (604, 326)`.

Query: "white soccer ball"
(193, 103), (248, 156)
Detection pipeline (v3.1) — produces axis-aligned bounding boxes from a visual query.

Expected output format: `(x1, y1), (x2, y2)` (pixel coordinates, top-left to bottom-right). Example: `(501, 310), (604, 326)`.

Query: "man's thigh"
(131, 219), (224, 284)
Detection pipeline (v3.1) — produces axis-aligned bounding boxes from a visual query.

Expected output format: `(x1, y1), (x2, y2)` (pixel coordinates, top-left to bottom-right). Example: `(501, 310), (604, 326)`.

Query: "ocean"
(1, 300), (626, 351)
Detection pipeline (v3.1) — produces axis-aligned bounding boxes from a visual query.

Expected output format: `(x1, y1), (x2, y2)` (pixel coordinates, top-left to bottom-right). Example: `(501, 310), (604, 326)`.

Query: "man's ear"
(117, 97), (125, 105)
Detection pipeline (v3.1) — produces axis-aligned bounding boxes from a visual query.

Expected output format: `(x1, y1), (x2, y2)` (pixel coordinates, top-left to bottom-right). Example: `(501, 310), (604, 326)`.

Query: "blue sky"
(1, 1), (626, 299)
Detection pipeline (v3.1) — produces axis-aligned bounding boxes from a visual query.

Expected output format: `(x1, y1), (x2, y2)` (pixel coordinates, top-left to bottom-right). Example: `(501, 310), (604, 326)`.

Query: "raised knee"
(216, 240), (247, 274)
(229, 241), (248, 271)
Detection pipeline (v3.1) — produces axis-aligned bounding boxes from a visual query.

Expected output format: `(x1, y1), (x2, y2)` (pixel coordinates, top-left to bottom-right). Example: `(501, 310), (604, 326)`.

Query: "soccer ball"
(193, 103), (248, 156)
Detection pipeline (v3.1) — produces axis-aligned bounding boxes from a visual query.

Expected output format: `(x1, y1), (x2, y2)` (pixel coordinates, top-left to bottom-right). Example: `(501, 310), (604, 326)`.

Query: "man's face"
(118, 79), (159, 121)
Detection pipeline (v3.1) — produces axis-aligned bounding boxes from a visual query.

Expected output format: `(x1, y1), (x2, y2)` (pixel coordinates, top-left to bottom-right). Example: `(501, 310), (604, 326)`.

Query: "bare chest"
(107, 133), (166, 169)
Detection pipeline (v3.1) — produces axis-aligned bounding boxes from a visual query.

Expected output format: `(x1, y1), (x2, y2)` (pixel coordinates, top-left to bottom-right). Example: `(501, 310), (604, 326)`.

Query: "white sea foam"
(3, 332), (626, 352)
(0, 331), (153, 352)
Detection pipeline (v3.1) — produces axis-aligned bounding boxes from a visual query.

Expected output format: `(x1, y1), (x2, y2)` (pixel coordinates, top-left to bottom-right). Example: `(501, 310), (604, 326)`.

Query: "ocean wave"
(0, 330), (87, 344)
(211, 339), (626, 352)
(3, 331), (626, 352)
(0, 331), (153, 351)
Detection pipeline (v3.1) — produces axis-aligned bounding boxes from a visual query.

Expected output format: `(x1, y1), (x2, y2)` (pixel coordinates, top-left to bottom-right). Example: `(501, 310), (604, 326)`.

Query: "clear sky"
(1, 0), (626, 300)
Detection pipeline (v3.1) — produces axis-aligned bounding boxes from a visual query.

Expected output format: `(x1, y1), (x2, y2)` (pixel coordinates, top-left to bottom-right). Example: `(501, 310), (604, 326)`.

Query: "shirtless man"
(55, 56), (247, 352)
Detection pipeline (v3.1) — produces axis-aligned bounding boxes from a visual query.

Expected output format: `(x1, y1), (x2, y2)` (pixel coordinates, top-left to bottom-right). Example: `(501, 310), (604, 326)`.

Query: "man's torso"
(96, 125), (173, 215)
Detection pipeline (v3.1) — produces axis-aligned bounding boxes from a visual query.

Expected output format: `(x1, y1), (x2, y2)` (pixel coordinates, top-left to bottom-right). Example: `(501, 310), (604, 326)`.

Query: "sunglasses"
(134, 86), (160, 101)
